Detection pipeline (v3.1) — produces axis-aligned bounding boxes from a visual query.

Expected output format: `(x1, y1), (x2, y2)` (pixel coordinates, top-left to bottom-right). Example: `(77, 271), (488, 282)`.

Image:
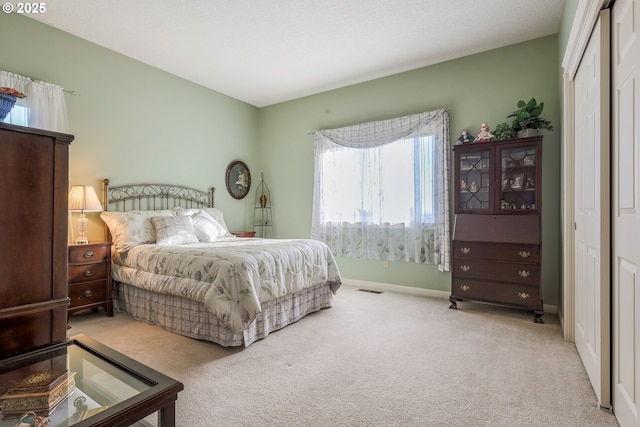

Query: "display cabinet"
(450, 136), (544, 323)
(456, 138), (541, 214)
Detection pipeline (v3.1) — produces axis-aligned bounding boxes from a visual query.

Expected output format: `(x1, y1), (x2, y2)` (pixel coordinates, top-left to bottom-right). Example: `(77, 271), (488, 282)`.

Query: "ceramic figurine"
(526, 177), (535, 189)
(13, 412), (50, 427)
(457, 129), (475, 145)
(476, 122), (494, 142)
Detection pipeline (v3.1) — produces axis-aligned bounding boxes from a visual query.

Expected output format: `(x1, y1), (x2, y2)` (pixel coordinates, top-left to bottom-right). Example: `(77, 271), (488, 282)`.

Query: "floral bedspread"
(111, 237), (342, 332)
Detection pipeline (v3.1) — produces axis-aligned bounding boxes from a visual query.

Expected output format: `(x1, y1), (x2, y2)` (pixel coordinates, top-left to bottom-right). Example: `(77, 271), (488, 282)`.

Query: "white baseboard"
(342, 278), (558, 314)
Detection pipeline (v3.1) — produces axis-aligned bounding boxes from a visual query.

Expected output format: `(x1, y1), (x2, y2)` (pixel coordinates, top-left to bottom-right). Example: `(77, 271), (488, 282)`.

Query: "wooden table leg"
(158, 402), (176, 427)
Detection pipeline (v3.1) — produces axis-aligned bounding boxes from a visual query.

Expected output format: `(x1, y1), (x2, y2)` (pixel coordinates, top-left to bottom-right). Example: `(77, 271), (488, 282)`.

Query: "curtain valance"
(315, 108), (447, 148)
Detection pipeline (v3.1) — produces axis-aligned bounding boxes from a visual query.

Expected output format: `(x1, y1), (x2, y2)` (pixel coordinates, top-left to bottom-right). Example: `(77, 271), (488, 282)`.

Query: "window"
(4, 104), (29, 126)
(0, 69), (68, 132)
(311, 109), (451, 270)
(321, 135), (434, 225)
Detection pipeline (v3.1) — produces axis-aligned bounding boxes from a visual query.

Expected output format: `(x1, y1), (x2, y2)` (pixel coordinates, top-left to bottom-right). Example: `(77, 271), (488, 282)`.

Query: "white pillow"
(100, 210), (175, 252)
(173, 207), (233, 237)
(191, 210), (227, 242)
(150, 216), (199, 245)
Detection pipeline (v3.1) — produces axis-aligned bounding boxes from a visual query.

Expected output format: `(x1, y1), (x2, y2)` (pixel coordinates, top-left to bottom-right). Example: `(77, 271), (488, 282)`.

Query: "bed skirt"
(112, 281), (335, 347)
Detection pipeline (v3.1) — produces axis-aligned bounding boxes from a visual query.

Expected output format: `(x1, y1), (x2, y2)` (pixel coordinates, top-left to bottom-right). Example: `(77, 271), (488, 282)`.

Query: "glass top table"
(0, 334), (183, 427)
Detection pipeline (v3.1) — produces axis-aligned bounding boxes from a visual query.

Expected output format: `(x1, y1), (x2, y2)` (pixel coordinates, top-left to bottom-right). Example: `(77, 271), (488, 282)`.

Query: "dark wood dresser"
(0, 123), (74, 358)
(449, 136), (544, 323)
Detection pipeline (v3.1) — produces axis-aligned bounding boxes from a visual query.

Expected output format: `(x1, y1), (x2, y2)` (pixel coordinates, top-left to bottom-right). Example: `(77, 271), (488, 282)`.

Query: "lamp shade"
(68, 185), (103, 212)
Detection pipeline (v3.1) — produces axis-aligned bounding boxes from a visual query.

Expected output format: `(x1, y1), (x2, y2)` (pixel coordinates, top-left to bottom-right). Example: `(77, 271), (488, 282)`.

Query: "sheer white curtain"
(0, 70), (69, 132)
(311, 109), (451, 271)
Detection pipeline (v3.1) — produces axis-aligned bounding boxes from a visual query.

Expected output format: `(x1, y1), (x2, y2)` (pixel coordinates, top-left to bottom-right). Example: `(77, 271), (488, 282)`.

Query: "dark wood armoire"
(0, 122), (74, 358)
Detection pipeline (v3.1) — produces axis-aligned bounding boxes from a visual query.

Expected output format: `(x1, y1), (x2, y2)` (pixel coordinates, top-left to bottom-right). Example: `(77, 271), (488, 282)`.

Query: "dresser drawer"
(68, 262), (107, 284)
(69, 281), (107, 307)
(453, 241), (540, 263)
(451, 279), (541, 308)
(69, 244), (110, 263)
(452, 259), (540, 285)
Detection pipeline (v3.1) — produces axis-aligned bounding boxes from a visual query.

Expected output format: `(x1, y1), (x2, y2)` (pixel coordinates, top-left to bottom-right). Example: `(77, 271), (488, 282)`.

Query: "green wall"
(1, 13), (562, 305)
(259, 35), (561, 304)
(0, 13), (260, 242)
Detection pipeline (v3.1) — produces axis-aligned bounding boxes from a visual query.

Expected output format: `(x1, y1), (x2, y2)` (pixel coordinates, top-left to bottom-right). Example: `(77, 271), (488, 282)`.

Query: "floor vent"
(357, 288), (383, 294)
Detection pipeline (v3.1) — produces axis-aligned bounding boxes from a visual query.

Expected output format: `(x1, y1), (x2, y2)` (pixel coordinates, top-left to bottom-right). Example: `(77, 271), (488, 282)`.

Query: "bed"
(100, 179), (342, 347)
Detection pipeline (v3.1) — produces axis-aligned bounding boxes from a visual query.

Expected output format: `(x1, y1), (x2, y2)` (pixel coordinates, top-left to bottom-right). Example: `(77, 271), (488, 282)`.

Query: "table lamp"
(68, 185), (103, 244)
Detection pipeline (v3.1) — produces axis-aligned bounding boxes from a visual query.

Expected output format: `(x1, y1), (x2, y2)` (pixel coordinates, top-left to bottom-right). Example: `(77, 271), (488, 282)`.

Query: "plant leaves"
(530, 102), (543, 117)
(526, 98), (537, 109)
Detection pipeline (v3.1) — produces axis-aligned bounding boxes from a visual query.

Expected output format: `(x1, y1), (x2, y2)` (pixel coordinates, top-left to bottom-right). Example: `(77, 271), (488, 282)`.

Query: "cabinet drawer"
(451, 279), (541, 308)
(452, 259), (539, 285)
(69, 281), (107, 307)
(68, 262), (107, 284)
(453, 241), (540, 263)
(68, 245), (110, 263)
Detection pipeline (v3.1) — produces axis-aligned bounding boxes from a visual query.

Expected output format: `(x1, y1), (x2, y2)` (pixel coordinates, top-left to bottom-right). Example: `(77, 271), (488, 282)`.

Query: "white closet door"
(574, 9), (611, 410)
(612, 0), (640, 424)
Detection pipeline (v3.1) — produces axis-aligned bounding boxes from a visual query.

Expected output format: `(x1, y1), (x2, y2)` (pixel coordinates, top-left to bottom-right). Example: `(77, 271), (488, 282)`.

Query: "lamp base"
(75, 238), (89, 245)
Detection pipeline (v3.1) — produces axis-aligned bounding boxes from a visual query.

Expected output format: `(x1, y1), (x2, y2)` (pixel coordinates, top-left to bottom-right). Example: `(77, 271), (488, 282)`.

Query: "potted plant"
(493, 122), (515, 140)
(507, 98), (553, 137)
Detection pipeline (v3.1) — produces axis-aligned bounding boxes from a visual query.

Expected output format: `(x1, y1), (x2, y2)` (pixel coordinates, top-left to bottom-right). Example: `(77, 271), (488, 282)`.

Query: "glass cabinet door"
(457, 149), (491, 211)
(499, 145), (538, 212)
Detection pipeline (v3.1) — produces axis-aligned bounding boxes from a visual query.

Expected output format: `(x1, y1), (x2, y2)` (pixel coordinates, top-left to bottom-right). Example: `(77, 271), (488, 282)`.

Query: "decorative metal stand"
(253, 173), (273, 237)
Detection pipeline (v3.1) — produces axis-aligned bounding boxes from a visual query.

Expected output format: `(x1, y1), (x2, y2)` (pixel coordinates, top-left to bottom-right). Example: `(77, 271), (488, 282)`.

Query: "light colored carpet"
(68, 285), (619, 427)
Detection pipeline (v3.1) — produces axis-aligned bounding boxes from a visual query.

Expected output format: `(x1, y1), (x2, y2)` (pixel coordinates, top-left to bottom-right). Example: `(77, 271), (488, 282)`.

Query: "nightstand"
(68, 242), (113, 317)
(232, 231), (256, 238)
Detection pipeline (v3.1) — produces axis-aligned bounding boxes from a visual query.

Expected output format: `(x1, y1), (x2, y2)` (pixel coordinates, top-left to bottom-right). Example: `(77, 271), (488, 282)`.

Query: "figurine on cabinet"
(460, 180), (467, 190)
(526, 177), (535, 189)
(511, 175), (523, 190)
(469, 181), (478, 192)
(457, 129), (475, 145)
(476, 122), (494, 142)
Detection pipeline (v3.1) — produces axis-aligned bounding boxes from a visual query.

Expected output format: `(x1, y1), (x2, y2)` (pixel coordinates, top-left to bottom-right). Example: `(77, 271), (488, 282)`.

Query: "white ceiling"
(29, 0), (565, 107)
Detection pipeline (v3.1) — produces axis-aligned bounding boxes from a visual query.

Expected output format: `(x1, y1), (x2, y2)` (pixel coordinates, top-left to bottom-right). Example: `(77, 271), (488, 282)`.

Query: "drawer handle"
(83, 270), (94, 277)
(460, 247), (471, 254)
(83, 290), (94, 298)
(460, 265), (470, 272)
(460, 284), (470, 292)
(518, 292), (530, 300)
(519, 251), (531, 259)
(518, 270), (530, 278)
(83, 251), (95, 259)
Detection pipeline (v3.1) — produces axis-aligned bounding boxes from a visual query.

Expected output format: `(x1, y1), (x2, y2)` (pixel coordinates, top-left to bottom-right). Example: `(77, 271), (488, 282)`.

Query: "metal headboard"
(103, 178), (215, 212)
